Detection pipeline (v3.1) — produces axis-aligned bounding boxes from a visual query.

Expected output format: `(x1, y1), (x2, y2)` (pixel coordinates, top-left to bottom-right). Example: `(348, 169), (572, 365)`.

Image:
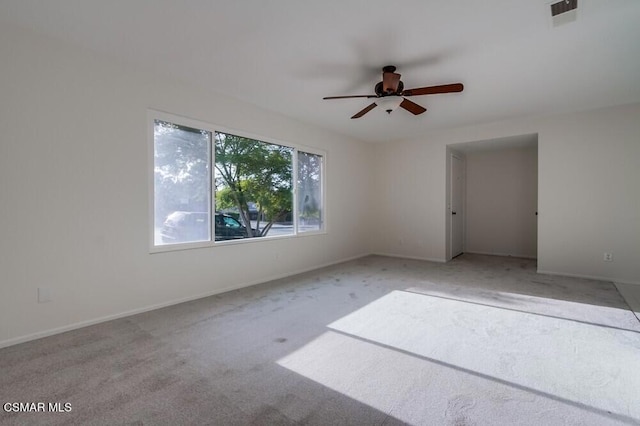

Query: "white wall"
(536, 105), (640, 283)
(373, 103), (640, 285)
(465, 146), (538, 258)
(372, 140), (446, 262)
(0, 24), (374, 347)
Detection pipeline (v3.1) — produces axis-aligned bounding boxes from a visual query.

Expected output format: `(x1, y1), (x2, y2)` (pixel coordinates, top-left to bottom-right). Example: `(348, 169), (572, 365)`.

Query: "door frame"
(447, 149), (466, 260)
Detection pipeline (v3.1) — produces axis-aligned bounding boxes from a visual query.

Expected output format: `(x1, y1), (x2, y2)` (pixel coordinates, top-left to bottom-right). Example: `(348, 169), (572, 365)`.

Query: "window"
(297, 151), (323, 233)
(214, 132), (294, 240)
(153, 121), (211, 246)
(151, 113), (324, 249)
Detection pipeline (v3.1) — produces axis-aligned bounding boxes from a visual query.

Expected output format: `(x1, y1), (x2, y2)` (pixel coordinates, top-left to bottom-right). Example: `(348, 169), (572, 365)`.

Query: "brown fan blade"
(351, 103), (377, 119)
(399, 98), (427, 115)
(402, 83), (464, 97)
(382, 72), (401, 93)
(323, 95), (377, 100)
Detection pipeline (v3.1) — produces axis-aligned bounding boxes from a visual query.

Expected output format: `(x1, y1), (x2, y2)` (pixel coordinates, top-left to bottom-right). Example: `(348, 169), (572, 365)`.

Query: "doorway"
(450, 153), (464, 258)
(447, 134), (538, 261)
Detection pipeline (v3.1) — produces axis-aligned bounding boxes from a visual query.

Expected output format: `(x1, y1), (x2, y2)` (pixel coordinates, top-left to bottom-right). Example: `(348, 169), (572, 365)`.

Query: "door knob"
(452, 211), (457, 215)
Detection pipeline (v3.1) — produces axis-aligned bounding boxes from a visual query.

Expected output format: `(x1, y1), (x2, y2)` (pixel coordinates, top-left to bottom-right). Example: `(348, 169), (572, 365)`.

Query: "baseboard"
(537, 269), (640, 286)
(465, 250), (537, 260)
(371, 252), (447, 263)
(0, 252), (371, 349)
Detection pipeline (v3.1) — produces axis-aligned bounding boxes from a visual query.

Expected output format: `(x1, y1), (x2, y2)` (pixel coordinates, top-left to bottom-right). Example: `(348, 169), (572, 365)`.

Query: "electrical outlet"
(38, 287), (52, 303)
(603, 253), (613, 262)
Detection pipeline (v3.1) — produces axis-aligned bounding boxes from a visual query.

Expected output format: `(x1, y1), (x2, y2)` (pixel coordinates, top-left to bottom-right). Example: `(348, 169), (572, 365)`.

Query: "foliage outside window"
(152, 115), (323, 248)
(215, 132), (293, 238)
(297, 151), (323, 233)
(154, 121), (210, 245)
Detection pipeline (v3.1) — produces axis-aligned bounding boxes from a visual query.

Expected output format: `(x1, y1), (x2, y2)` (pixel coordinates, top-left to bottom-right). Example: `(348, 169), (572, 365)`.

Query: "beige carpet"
(1, 254), (639, 425)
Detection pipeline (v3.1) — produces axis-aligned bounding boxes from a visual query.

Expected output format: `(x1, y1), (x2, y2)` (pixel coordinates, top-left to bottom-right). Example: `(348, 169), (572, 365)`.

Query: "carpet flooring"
(1, 254), (639, 425)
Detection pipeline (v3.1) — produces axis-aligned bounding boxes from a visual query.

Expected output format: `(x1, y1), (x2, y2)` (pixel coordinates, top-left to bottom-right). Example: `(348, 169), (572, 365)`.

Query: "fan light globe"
(375, 96), (403, 114)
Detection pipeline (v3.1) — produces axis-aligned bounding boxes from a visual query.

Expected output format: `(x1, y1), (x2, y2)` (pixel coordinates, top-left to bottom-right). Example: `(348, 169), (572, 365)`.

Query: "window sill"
(149, 230), (327, 254)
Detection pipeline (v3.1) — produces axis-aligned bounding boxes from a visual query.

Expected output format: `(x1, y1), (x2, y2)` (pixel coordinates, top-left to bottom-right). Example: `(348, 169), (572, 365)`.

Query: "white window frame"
(148, 110), (326, 253)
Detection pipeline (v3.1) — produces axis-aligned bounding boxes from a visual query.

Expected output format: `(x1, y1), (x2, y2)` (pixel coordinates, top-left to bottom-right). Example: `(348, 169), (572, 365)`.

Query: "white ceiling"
(2, 0), (640, 143)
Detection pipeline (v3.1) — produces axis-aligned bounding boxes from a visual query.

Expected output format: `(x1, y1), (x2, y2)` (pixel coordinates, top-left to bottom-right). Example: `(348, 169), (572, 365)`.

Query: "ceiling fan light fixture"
(376, 96), (403, 114)
(322, 65), (463, 119)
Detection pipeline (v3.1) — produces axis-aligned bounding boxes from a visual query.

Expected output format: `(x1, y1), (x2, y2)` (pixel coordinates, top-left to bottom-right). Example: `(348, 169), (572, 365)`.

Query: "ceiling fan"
(323, 65), (464, 119)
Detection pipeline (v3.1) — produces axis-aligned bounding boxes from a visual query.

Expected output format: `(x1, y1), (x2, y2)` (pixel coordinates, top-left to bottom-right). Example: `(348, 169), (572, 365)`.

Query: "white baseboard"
(371, 252), (447, 263)
(0, 252), (370, 349)
(465, 250), (537, 260)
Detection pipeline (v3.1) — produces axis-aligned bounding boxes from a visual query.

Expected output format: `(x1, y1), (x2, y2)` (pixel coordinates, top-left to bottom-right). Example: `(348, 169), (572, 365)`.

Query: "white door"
(451, 154), (464, 258)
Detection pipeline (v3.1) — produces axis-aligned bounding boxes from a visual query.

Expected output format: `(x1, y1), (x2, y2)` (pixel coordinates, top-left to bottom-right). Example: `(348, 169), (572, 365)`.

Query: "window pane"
(154, 120), (210, 245)
(214, 132), (293, 240)
(297, 151), (323, 232)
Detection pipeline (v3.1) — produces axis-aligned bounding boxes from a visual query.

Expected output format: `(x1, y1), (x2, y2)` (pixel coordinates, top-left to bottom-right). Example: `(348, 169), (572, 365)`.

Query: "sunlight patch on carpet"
(278, 290), (640, 423)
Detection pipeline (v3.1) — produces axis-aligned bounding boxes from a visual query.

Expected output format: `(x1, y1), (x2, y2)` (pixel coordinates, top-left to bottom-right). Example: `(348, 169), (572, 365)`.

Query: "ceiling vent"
(550, 0), (578, 26)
